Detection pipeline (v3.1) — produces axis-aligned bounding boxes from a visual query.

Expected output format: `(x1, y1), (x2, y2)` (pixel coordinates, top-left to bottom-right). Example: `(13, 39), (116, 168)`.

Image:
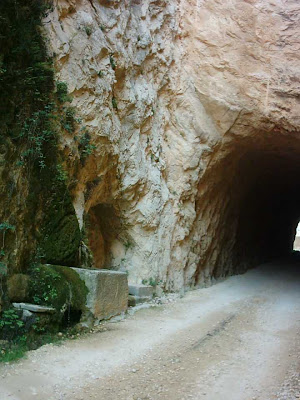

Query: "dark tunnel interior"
(233, 148), (300, 270)
(200, 132), (300, 280)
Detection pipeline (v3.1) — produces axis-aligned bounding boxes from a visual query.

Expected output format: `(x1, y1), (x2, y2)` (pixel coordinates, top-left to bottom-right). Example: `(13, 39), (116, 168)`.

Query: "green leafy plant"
(109, 54), (116, 70)
(61, 106), (76, 132)
(0, 308), (25, 342)
(19, 103), (57, 168)
(79, 130), (96, 161)
(56, 164), (68, 183)
(141, 277), (161, 287)
(56, 81), (71, 103)
(124, 241), (133, 253)
(29, 265), (59, 306)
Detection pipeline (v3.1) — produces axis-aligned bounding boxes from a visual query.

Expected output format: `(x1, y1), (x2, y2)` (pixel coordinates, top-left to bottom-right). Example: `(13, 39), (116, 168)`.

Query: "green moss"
(0, 1), (86, 283)
(29, 264), (87, 316)
(41, 205), (81, 267)
(51, 265), (87, 311)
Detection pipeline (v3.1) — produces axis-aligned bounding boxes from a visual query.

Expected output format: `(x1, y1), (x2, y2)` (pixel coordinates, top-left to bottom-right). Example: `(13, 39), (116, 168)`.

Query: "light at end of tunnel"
(293, 222), (300, 251)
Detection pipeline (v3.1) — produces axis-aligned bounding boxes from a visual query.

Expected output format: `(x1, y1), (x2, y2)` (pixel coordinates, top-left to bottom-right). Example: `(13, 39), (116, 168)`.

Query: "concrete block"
(128, 284), (154, 298)
(72, 268), (128, 321)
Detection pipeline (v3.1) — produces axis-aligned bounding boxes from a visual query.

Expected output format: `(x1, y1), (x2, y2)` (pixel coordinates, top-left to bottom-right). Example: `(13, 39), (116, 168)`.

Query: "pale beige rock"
(72, 268), (128, 321)
(43, 0), (300, 291)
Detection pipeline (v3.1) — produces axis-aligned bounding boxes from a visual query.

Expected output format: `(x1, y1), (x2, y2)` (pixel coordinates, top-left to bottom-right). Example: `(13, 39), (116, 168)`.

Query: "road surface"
(0, 257), (299, 400)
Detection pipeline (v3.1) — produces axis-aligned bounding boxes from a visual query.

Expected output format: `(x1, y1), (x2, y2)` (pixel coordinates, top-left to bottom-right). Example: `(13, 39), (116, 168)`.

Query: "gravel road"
(0, 257), (299, 400)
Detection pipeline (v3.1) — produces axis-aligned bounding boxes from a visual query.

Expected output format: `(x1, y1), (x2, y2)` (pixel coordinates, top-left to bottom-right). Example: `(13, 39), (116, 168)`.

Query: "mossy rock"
(41, 214), (81, 267)
(7, 274), (30, 302)
(28, 264), (88, 324)
(40, 190), (81, 267)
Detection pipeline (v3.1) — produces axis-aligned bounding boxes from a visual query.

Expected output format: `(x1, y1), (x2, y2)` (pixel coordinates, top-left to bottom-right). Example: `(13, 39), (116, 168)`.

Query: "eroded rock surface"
(72, 268), (128, 321)
(42, 0), (300, 290)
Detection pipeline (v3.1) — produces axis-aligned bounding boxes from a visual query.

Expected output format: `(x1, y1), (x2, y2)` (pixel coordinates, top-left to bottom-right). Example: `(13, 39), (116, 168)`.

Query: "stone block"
(12, 302), (56, 313)
(7, 274), (29, 302)
(128, 284), (154, 298)
(128, 295), (151, 307)
(72, 268), (128, 321)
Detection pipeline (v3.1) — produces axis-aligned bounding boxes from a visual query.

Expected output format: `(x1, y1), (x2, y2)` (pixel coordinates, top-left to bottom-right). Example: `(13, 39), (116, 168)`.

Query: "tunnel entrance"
(193, 131), (300, 284)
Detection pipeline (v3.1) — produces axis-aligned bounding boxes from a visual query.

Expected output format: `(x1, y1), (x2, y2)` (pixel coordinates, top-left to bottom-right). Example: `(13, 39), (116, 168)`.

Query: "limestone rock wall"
(44, 0), (300, 290)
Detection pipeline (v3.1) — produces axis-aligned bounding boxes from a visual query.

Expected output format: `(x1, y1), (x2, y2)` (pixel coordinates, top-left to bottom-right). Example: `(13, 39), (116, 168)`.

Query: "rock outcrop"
(42, 0), (300, 291)
(1, 0), (299, 298)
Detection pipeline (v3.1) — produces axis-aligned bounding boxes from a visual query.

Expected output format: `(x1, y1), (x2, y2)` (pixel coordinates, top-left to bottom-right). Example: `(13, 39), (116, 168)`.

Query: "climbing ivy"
(0, 0), (83, 273)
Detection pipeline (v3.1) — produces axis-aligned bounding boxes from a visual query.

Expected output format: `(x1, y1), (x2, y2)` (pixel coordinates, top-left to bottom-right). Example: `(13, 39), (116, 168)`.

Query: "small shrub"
(112, 97), (118, 110)
(79, 130), (96, 160)
(124, 241), (133, 252)
(0, 308), (25, 342)
(0, 342), (27, 363)
(141, 277), (161, 287)
(85, 26), (92, 37)
(109, 54), (116, 70)
(56, 164), (68, 183)
(56, 81), (71, 103)
(29, 265), (60, 306)
(61, 106), (76, 132)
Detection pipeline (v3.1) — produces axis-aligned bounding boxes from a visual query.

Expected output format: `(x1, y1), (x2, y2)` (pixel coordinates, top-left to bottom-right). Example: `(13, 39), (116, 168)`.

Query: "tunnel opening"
(232, 149), (300, 270)
(193, 131), (300, 285)
(293, 221), (300, 251)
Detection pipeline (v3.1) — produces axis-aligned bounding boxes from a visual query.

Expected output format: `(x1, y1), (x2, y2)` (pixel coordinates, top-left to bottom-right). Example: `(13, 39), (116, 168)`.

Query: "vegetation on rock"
(0, 0), (90, 358)
(29, 264), (87, 316)
(0, 0), (82, 274)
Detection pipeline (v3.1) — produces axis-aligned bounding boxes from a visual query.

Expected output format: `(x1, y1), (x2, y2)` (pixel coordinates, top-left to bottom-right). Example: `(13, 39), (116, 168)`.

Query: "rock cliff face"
(42, 0), (300, 291)
(1, 0), (299, 298)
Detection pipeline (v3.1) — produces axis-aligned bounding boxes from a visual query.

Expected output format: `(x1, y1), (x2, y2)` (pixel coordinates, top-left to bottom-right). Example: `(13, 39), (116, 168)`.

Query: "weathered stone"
(12, 303), (56, 313)
(128, 285), (154, 298)
(7, 274), (29, 302)
(40, 0), (300, 293)
(21, 309), (38, 329)
(128, 295), (151, 307)
(21, 309), (33, 320)
(1, 0), (299, 296)
(28, 265), (88, 319)
(72, 268), (128, 321)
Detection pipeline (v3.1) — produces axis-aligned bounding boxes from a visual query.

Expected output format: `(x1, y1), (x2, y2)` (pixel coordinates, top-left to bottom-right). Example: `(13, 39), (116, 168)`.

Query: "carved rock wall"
(44, 0), (300, 290)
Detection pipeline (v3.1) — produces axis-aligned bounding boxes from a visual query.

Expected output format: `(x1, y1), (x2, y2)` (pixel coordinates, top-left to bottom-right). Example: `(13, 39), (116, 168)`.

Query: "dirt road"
(0, 258), (299, 400)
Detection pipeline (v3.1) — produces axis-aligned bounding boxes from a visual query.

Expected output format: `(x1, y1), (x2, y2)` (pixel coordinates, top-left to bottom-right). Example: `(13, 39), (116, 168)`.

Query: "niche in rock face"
(86, 204), (121, 269)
